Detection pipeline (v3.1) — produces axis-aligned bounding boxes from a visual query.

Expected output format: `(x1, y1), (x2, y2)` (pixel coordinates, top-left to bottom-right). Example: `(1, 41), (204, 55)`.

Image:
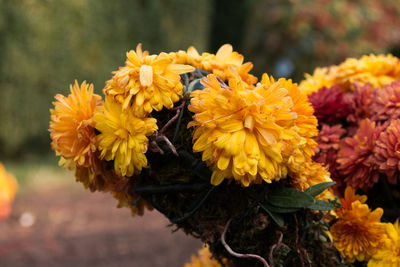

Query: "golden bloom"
(335, 54), (400, 91)
(94, 98), (158, 177)
(0, 163), (17, 219)
(104, 44), (195, 117)
(49, 81), (101, 168)
(260, 74), (318, 175)
(189, 73), (313, 186)
(291, 161), (335, 201)
(339, 186), (367, 212)
(184, 245), (226, 267)
(331, 198), (387, 262)
(300, 54), (400, 95)
(368, 220), (400, 267)
(299, 67), (335, 95)
(172, 44), (257, 86)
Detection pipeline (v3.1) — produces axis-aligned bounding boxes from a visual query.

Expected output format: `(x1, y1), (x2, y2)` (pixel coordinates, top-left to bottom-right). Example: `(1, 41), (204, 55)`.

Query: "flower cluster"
(305, 55), (400, 192)
(0, 163), (17, 219)
(305, 54), (400, 265)
(49, 44), (329, 219)
(188, 69), (326, 188)
(300, 54), (400, 95)
(331, 187), (400, 265)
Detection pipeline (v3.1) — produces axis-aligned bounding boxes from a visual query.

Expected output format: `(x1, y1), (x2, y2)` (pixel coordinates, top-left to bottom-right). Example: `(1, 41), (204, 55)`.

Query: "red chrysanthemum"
(373, 119), (400, 184)
(372, 81), (400, 122)
(308, 86), (352, 124)
(336, 119), (383, 191)
(346, 83), (377, 124)
(314, 124), (346, 191)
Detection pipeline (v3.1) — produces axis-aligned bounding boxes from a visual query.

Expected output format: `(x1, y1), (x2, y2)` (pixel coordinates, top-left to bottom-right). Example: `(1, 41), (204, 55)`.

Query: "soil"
(0, 180), (202, 267)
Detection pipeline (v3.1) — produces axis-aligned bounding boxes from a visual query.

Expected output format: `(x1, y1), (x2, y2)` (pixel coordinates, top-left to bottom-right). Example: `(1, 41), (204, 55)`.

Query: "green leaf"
(259, 203), (285, 227)
(307, 199), (337, 211)
(186, 78), (204, 93)
(304, 181), (336, 197)
(261, 203), (300, 213)
(267, 187), (314, 208)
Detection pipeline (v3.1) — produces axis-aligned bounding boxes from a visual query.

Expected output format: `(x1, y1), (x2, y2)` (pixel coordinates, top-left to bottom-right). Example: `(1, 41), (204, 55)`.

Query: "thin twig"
(160, 110), (181, 134)
(221, 219), (270, 267)
(173, 99), (187, 143)
(159, 135), (178, 156)
(149, 140), (164, 154)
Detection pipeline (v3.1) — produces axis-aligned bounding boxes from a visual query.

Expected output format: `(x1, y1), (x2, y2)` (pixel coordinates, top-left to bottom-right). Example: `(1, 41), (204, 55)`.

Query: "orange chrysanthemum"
(291, 161), (335, 201)
(331, 199), (387, 262)
(184, 245), (226, 267)
(94, 99), (158, 177)
(104, 44), (195, 117)
(374, 119), (400, 184)
(347, 83), (377, 123)
(368, 220), (400, 267)
(0, 163), (17, 219)
(338, 186), (367, 212)
(372, 81), (400, 122)
(337, 119), (383, 191)
(49, 80), (101, 169)
(189, 73), (318, 186)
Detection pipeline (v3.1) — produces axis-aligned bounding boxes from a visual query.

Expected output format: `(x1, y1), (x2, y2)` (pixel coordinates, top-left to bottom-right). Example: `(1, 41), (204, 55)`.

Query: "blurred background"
(1, 0), (400, 266)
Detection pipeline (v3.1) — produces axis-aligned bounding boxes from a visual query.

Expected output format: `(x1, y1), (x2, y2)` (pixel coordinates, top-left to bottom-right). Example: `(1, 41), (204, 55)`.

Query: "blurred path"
(0, 179), (202, 267)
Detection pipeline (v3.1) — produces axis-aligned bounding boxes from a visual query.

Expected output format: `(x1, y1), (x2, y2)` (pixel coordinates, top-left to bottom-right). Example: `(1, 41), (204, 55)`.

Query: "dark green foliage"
(259, 183), (339, 226)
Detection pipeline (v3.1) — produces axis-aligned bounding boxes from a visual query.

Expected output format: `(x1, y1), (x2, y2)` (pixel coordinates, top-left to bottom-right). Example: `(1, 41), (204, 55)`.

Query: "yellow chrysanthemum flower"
(189, 73), (307, 186)
(49, 80), (101, 169)
(104, 44), (195, 117)
(330, 199), (388, 263)
(260, 74), (318, 174)
(335, 54), (400, 91)
(299, 67), (335, 95)
(0, 163), (17, 219)
(171, 44), (257, 86)
(368, 220), (400, 267)
(184, 245), (226, 267)
(94, 98), (158, 177)
(299, 54), (400, 95)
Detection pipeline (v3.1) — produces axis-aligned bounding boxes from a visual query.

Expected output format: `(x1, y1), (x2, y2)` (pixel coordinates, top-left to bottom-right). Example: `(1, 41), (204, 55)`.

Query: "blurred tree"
(0, 0), (212, 158)
(2, 0), (400, 158)
(243, 0), (400, 79)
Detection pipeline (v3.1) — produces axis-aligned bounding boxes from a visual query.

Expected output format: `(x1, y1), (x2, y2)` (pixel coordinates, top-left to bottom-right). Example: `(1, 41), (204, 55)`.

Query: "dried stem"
(221, 219), (270, 267)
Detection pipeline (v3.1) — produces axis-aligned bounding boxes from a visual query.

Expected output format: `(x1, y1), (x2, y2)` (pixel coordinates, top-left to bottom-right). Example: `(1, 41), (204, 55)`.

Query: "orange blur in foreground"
(0, 163), (17, 219)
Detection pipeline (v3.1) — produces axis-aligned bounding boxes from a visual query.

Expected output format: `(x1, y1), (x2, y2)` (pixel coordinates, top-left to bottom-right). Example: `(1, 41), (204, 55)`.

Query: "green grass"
(2, 153), (76, 192)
